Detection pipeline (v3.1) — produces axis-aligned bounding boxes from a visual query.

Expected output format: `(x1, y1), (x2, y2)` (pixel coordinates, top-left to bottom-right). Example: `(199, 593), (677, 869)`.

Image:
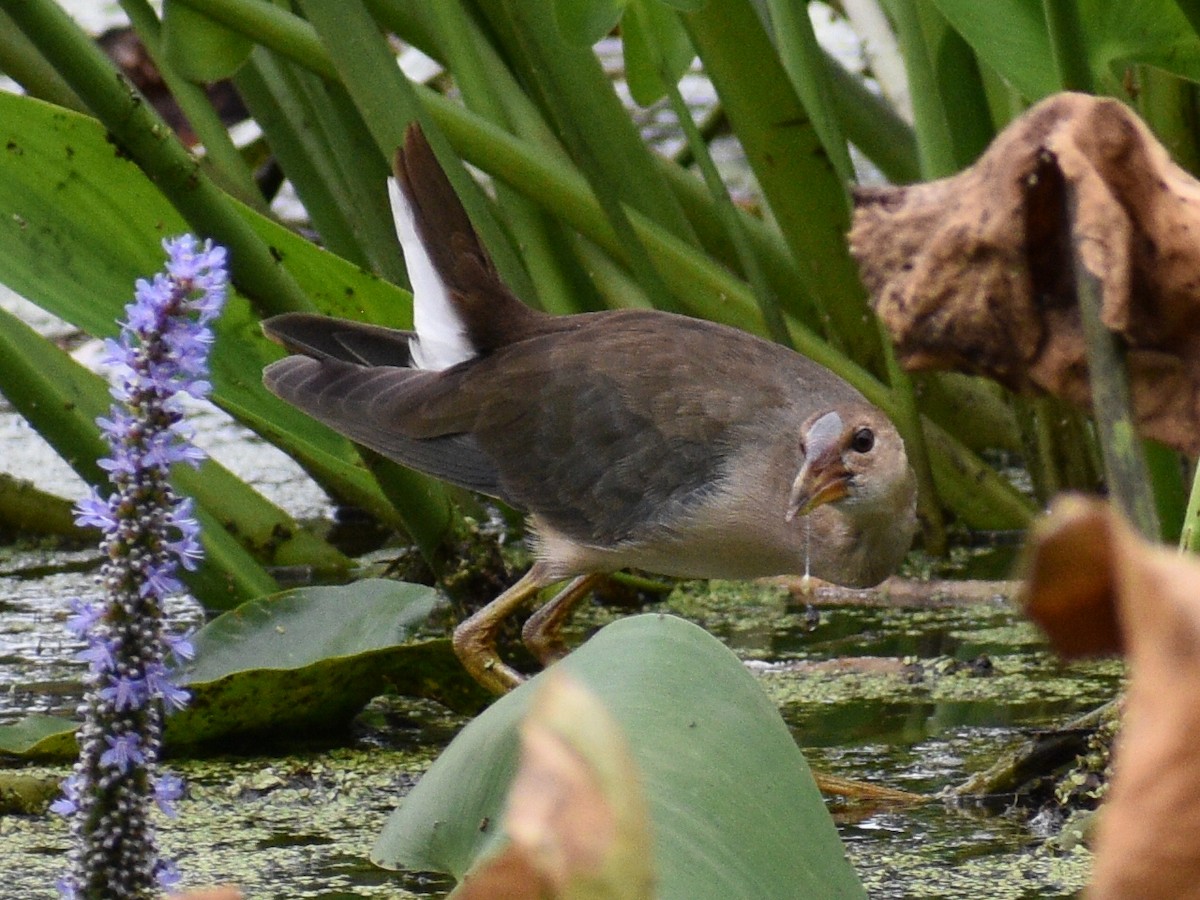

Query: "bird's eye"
(850, 428), (875, 453)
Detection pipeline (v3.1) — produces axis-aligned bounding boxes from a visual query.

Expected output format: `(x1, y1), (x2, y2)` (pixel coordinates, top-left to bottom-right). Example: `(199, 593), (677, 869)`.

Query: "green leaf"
(929, 0), (1200, 100)
(0, 582), (485, 760)
(658, 0), (708, 9)
(1178, 0), (1200, 39)
(0, 89), (418, 534)
(1089, 0), (1200, 88)
(0, 714), (77, 760)
(168, 580), (464, 749)
(162, 0), (253, 81)
(623, 0), (697, 107)
(373, 614), (865, 899)
(553, 0), (627, 45)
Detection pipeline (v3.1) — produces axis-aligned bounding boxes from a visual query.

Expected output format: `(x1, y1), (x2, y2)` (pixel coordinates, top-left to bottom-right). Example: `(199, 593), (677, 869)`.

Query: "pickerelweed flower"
(55, 235), (227, 899)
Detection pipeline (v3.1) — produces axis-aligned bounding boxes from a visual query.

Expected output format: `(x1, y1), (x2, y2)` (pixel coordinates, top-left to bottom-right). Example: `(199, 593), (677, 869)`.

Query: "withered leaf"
(852, 92), (1200, 454)
(1021, 495), (1200, 898)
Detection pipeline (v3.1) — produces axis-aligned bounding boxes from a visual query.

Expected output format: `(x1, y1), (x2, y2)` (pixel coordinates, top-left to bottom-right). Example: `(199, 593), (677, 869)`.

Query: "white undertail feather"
(387, 176), (476, 371)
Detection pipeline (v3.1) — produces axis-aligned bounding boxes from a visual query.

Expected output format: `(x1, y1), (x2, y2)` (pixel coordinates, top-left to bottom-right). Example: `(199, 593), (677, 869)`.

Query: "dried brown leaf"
(1021, 495), (1200, 898)
(1019, 495), (1123, 657)
(851, 92), (1200, 454)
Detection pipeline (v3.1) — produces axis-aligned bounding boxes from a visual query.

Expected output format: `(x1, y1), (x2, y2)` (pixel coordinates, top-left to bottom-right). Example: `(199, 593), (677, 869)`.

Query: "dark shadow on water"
(788, 697), (1098, 748)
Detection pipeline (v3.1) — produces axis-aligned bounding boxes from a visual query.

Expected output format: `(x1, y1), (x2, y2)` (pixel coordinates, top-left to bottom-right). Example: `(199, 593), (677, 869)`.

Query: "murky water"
(0, 568), (1107, 898)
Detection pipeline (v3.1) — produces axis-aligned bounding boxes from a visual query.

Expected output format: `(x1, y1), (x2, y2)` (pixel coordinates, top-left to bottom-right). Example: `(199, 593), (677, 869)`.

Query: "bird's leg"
(522, 573), (604, 665)
(453, 563), (552, 694)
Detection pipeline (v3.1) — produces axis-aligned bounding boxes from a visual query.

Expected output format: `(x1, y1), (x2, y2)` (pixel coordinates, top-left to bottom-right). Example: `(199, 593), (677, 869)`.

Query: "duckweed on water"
(2, 576), (1108, 897)
(1, 745), (453, 898)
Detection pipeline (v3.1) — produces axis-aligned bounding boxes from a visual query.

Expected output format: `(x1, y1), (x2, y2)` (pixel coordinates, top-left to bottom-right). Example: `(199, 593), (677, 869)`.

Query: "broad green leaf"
(0, 714), (77, 760)
(1088, 0), (1200, 88)
(921, 0), (1052, 102)
(162, 0), (253, 81)
(0, 582), (483, 760)
(0, 90), (412, 530)
(658, 0), (708, 9)
(1178, 0), (1200, 39)
(623, 0), (697, 107)
(168, 580), (473, 749)
(373, 614), (865, 899)
(553, 0), (627, 46)
(929, 0), (1200, 101)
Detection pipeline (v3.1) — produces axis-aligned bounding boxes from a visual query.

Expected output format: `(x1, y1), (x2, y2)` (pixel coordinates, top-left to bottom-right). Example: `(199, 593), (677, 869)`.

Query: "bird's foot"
(521, 573), (603, 666)
(522, 617), (570, 665)
(452, 619), (526, 694)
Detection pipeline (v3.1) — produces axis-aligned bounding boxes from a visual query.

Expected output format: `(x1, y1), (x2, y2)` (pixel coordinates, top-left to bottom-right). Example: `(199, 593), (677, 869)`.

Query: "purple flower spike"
(153, 773), (185, 818)
(65, 600), (103, 640)
(99, 732), (146, 773)
(73, 491), (115, 532)
(99, 675), (149, 712)
(56, 235), (227, 899)
(49, 795), (77, 817)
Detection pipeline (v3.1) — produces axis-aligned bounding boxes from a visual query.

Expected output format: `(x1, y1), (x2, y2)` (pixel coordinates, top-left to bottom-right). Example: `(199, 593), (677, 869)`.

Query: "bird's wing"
(262, 312), (419, 367)
(262, 353), (505, 499)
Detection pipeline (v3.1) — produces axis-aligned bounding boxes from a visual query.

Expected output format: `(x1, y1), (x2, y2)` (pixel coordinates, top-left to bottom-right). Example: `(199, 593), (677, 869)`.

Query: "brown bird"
(263, 125), (917, 694)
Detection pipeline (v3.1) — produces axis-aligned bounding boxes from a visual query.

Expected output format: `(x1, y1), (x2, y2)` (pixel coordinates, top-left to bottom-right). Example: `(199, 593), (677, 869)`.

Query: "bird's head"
(786, 407), (917, 530)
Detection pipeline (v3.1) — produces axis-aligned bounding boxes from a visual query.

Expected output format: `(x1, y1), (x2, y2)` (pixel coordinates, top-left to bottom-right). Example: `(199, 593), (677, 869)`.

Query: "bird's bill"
(786, 462), (851, 520)
(787, 410), (852, 521)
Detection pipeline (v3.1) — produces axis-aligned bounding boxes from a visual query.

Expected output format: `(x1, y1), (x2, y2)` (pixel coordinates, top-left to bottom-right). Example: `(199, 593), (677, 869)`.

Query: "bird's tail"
(389, 125), (547, 370)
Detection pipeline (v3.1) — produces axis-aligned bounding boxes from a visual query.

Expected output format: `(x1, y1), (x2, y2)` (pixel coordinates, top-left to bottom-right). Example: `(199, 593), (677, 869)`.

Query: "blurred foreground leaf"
(453, 672), (655, 899)
(374, 614), (864, 899)
(1022, 495), (1200, 898)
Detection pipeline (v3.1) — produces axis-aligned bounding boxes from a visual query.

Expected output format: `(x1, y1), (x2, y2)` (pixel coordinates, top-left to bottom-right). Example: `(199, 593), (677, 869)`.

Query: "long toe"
(452, 617), (527, 694)
(522, 618), (570, 665)
(520, 574), (603, 666)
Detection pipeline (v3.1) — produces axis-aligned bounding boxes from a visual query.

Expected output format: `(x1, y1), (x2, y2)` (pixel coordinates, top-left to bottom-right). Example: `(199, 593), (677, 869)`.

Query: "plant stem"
(119, 0), (269, 213)
(1067, 183), (1159, 540)
(765, 0), (855, 185)
(640, 4), (791, 347)
(1042, 0), (1093, 92)
(0, 6), (85, 110)
(888, 0), (957, 178)
(2, 0), (314, 318)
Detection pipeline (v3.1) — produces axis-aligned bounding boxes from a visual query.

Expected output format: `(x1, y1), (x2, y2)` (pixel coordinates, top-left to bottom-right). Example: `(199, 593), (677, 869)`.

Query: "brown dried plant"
(1022, 495), (1200, 898)
(852, 92), (1200, 454)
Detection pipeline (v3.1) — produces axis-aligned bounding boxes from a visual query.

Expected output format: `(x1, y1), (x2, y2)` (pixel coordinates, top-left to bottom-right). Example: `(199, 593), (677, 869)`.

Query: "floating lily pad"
(169, 580), (455, 750)
(0, 580), (477, 760)
(0, 714), (78, 760)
